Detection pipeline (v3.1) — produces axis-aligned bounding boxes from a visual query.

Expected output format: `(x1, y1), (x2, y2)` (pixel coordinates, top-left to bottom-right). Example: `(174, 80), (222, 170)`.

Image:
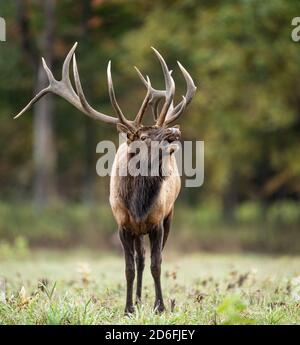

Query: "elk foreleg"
(149, 223), (165, 313)
(119, 228), (135, 315)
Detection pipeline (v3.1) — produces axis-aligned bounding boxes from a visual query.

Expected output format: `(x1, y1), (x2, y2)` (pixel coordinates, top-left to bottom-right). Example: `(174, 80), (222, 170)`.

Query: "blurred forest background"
(0, 0), (300, 254)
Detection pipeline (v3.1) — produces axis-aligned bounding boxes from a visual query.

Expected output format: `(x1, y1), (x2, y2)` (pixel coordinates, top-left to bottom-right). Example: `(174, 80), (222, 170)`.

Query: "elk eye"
(140, 135), (147, 141)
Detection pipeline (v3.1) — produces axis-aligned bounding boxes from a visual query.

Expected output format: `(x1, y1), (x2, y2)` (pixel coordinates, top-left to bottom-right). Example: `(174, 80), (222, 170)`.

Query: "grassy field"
(1, 250), (300, 325)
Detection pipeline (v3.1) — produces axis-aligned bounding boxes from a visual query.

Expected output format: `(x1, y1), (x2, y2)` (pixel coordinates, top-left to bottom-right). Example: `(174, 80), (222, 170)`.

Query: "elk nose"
(168, 127), (180, 134)
(168, 127), (181, 137)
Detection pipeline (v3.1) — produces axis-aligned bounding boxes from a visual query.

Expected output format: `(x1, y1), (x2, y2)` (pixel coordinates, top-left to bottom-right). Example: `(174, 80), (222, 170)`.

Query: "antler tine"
(107, 61), (134, 129)
(14, 43), (122, 125)
(177, 61), (197, 106)
(164, 96), (187, 126)
(165, 61), (196, 122)
(134, 72), (152, 125)
(151, 47), (175, 127)
(14, 47), (85, 120)
(61, 42), (78, 96)
(156, 69), (175, 126)
(158, 72), (175, 126)
(14, 55), (57, 119)
(72, 54), (118, 123)
(14, 88), (49, 119)
(135, 66), (165, 120)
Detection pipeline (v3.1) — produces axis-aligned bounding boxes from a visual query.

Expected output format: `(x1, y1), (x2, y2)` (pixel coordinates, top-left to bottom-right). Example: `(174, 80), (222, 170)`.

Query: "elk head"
(15, 43), (196, 140)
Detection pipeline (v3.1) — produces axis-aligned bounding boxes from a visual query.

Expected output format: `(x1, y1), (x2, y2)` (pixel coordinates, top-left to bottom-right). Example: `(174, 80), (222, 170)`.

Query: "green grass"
(1, 250), (300, 325)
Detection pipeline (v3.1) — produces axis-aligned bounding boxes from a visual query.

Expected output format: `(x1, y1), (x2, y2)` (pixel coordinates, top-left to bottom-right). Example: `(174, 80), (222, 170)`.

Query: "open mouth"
(165, 127), (181, 143)
(165, 133), (181, 143)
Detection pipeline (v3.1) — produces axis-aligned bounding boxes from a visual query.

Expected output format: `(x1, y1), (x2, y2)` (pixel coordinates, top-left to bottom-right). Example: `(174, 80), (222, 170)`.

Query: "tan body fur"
(110, 142), (181, 235)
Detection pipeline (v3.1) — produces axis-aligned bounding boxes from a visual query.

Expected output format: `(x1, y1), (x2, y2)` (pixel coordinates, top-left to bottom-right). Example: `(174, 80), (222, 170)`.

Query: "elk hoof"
(135, 297), (142, 305)
(154, 301), (165, 314)
(124, 305), (135, 315)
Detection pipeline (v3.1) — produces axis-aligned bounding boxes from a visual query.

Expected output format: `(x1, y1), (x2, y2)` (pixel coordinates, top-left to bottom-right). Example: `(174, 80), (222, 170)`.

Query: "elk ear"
(116, 123), (130, 134)
(116, 123), (135, 142)
(173, 124), (181, 130)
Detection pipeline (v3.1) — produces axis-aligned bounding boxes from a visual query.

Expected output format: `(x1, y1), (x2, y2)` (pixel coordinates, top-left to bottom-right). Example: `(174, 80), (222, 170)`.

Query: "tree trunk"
(81, 0), (96, 203)
(83, 118), (96, 203)
(222, 172), (237, 223)
(33, 0), (56, 206)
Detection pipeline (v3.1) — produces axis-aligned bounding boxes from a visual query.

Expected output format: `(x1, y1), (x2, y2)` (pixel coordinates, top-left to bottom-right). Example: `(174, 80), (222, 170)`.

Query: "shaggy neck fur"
(119, 149), (165, 223)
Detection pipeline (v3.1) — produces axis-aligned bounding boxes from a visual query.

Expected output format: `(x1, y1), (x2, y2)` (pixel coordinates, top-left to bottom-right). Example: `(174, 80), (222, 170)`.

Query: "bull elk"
(15, 42), (196, 314)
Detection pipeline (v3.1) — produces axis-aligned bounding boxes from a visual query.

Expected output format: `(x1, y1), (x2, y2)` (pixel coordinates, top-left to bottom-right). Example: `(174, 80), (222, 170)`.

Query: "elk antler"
(133, 73), (152, 126)
(151, 47), (175, 127)
(14, 42), (135, 130)
(134, 66), (166, 121)
(14, 43), (196, 130)
(135, 53), (196, 126)
(164, 61), (196, 126)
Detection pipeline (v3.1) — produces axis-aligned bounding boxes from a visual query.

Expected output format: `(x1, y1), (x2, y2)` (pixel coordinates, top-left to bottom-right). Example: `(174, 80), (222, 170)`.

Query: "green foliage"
(0, 236), (29, 260)
(216, 295), (254, 325)
(0, 201), (300, 252)
(0, 0), (299, 251)
(267, 201), (300, 225)
(236, 202), (261, 223)
(0, 0), (299, 202)
(0, 202), (115, 247)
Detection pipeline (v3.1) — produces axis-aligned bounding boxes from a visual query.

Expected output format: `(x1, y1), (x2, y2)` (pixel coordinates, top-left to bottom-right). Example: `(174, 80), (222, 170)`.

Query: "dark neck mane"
(119, 152), (164, 222)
